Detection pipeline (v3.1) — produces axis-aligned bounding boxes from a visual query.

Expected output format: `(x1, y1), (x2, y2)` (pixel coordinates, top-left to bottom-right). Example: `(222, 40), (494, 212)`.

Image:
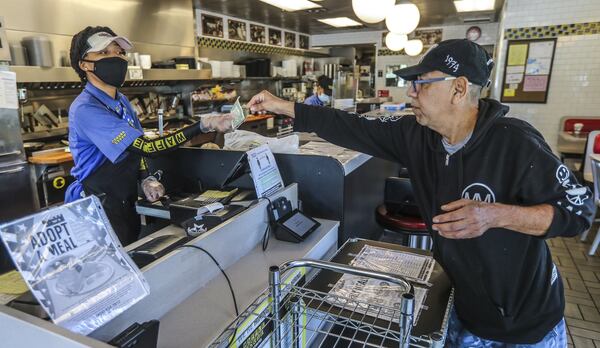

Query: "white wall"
(311, 31), (383, 47)
(503, 0), (600, 28)
(374, 23), (499, 102)
(496, 0), (600, 152)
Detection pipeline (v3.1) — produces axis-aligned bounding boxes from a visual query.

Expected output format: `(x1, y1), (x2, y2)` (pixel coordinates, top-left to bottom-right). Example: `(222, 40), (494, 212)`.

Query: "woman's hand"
(142, 176), (165, 202)
(200, 114), (235, 133)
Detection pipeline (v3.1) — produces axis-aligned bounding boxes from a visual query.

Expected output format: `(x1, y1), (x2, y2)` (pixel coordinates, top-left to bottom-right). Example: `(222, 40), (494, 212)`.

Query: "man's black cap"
(394, 39), (494, 86)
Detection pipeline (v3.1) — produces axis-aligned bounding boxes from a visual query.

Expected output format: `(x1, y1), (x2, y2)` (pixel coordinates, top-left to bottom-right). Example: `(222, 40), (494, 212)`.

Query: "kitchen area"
(0, 0), (600, 347)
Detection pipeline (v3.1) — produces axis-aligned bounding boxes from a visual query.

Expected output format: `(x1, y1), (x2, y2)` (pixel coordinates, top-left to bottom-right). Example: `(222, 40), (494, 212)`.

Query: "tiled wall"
(497, 0), (600, 152)
(503, 0), (600, 29)
(503, 34), (600, 149)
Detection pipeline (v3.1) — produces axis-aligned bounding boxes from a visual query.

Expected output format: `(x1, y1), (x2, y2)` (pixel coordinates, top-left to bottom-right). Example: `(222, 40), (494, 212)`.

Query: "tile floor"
(548, 229), (600, 347)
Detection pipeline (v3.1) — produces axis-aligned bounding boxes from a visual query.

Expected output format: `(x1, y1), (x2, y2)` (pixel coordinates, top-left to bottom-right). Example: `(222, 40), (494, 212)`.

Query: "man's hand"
(247, 90), (295, 117)
(432, 199), (499, 239)
(200, 113), (235, 133)
(142, 176), (165, 202)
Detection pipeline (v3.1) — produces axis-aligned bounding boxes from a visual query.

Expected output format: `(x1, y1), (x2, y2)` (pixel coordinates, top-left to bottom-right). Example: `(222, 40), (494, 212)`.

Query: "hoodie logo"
(462, 183), (496, 203)
(556, 164), (590, 207)
(357, 113), (403, 123)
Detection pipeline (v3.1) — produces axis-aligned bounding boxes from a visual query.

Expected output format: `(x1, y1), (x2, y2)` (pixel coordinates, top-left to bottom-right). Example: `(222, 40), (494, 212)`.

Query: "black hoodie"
(293, 99), (595, 344)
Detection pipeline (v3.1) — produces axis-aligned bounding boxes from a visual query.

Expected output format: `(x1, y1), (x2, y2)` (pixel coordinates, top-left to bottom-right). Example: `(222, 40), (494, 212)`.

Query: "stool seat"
(375, 204), (428, 233)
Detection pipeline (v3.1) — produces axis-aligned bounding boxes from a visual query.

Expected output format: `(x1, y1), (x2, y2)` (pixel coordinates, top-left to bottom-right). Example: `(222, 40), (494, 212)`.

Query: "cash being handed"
(231, 96), (247, 130)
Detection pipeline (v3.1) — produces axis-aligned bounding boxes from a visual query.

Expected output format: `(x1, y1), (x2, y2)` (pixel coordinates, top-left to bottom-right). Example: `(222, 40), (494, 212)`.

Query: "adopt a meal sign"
(0, 196), (149, 335)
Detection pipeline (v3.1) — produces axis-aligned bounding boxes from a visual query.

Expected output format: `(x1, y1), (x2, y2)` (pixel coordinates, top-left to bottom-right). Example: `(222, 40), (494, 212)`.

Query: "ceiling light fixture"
(385, 3), (421, 34)
(317, 17), (363, 28)
(454, 0), (495, 12)
(352, 0), (395, 24)
(404, 39), (424, 56)
(385, 32), (408, 51)
(259, 0), (321, 12)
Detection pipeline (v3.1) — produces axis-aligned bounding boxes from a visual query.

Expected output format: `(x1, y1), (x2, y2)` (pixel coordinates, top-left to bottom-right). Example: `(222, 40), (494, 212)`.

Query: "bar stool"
(376, 177), (432, 250)
(581, 157), (600, 256)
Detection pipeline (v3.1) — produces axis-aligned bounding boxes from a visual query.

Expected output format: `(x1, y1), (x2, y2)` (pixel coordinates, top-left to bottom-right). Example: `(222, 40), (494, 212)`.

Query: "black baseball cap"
(394, 39), (494, 86)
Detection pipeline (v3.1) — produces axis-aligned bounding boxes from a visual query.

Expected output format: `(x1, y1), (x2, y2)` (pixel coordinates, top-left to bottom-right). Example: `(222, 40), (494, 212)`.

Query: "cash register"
(135, 153), (255, 221)
(169, 153), (254, 225)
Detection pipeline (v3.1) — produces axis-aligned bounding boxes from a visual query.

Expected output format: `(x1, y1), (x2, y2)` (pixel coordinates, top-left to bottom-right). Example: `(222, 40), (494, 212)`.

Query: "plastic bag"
(224, 130), (299, 153)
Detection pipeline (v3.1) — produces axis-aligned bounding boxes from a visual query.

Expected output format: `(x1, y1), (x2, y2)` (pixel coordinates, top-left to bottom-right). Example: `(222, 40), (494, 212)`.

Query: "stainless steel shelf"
(22, 128), (68, 141)
(10, 66), (304, 84)
(9, 66), (214, 83)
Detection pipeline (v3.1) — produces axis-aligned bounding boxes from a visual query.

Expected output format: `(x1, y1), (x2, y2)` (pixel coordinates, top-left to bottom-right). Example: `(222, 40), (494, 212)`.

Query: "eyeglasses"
(408, 76), (471, 94)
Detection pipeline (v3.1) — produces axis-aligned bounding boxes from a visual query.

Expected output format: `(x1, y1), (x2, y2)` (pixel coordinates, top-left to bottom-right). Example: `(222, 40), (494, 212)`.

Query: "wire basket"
(209, 259), (446, 348)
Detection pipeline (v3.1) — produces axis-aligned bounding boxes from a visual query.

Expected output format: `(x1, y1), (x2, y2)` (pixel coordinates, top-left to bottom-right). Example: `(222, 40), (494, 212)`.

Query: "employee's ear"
(79, 60), (90, 72)
(451, 77), (469, 104)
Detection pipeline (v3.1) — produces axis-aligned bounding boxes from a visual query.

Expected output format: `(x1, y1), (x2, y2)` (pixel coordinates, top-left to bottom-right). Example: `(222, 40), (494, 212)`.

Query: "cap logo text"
(444, 55), (460, 73)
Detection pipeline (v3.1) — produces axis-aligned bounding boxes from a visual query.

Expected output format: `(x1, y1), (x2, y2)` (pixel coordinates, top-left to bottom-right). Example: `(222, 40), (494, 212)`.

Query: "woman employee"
(304, 75), (332, 106)
(65, 26), (233, 245)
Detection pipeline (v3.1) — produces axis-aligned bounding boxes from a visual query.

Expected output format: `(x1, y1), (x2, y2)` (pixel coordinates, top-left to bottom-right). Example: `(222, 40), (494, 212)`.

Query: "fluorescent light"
(260, 0), (321, 12)
(454, 0), (495, 12)
(317, 17), (362, 27)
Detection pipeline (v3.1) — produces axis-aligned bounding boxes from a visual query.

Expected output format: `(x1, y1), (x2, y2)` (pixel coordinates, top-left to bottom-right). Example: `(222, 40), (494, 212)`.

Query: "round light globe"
(385, 32), (408, 51)
(404, 39), (424, 56)
(385, 3), (421, 34)
(352, 0), (396, 23)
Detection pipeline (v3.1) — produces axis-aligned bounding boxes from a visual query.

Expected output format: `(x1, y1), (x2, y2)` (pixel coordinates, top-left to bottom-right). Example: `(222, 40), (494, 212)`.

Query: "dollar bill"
(231, 96), (246, 129)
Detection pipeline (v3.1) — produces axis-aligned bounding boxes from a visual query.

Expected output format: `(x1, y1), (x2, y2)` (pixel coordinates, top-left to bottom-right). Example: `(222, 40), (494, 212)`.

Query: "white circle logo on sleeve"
(461, 183), (496, 203)
(555, 164), (590, 208)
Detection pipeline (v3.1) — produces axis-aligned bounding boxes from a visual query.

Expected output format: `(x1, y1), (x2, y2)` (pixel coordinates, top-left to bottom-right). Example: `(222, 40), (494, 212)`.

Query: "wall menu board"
(501, 38), (556, 103)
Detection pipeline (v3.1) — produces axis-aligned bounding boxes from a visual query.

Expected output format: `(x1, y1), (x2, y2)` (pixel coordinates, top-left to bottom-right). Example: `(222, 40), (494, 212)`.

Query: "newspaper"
(327, 275), (428, 324)
(351, 245), (435, 285)
(0, 196), (149, 335)
(327, 245), (436, 325)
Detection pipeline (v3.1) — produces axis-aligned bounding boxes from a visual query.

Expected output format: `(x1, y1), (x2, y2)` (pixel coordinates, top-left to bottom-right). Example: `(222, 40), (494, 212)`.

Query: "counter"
(146, 145), (399, 245)
(0, 183), (339, 347)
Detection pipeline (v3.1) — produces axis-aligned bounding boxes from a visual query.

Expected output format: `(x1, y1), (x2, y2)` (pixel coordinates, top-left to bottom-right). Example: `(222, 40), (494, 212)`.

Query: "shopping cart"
(210, 257), (448, 348)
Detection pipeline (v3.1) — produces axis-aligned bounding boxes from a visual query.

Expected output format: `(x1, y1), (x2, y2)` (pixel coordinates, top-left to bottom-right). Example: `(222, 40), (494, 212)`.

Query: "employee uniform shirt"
(66, 83), (143, 202)
(304, 94), (324, 106)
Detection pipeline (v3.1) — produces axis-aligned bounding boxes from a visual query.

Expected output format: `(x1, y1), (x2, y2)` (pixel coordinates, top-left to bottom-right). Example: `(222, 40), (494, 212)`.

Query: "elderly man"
(247, 39), (594, 346)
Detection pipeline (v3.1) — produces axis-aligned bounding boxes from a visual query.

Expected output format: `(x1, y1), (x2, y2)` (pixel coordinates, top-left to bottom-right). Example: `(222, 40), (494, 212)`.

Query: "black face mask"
(82, 56), (128, 88)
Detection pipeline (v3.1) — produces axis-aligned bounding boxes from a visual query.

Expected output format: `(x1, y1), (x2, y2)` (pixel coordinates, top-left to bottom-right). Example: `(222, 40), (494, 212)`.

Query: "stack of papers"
(327, 245), (435, 325)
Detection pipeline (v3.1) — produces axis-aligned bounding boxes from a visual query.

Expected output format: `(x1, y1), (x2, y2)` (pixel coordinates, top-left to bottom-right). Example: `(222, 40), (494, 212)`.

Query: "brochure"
(247, 144), (284, 198)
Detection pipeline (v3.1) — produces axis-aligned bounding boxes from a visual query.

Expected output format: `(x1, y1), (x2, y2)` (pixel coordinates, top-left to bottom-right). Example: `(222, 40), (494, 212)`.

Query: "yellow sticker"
(53, 176), (66, 189)
(504, 89), (516, 97)
(507, 44), (528, 66)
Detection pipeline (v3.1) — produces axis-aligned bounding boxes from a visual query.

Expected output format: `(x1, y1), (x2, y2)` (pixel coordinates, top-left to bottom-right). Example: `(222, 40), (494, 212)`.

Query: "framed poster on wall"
(284, 32), (296, 48)
(299, 35), (309, 50)
(228, 19), (247, 41)
(201, 14), (224, 38)
(268, 28), (282, 46)
(250, 24), (266, 44)
(501, 38), (557, 103)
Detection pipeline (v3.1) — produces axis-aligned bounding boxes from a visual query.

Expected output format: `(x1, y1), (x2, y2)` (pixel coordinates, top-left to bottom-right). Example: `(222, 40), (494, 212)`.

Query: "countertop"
(157, 218), (339, 348)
